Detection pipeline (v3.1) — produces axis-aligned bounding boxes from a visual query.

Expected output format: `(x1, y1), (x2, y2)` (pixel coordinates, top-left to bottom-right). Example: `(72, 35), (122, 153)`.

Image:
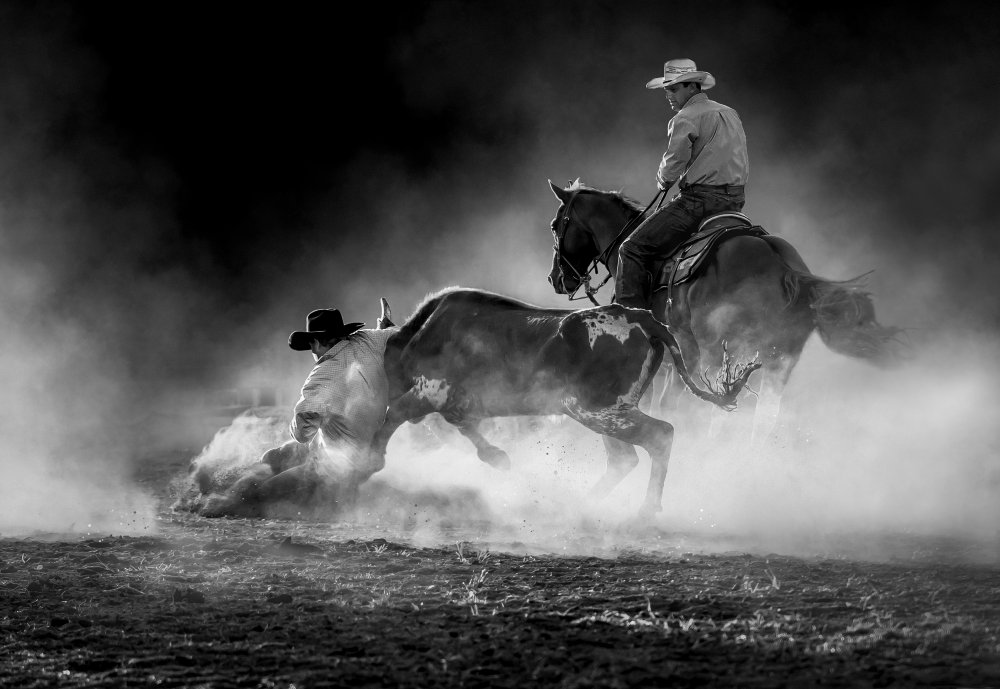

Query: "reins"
(555, 188), (667, 305)
(595, 188), (667, 269)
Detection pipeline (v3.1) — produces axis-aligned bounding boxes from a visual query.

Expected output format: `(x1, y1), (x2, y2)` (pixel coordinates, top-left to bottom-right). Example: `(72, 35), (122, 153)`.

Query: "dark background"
(1, 1), (999, 467)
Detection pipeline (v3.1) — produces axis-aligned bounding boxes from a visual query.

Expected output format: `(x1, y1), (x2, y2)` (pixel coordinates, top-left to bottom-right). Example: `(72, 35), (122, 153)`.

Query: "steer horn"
(377, 297), (394, 329)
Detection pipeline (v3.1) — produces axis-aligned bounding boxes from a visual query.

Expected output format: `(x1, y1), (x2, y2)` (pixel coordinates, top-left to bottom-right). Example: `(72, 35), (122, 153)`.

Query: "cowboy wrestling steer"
(370, 287), (758, 515)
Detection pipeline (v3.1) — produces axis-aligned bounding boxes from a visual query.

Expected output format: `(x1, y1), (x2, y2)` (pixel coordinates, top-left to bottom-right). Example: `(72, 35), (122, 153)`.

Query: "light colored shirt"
(656, 92), (749, 188)
(290, 327), (398, 475)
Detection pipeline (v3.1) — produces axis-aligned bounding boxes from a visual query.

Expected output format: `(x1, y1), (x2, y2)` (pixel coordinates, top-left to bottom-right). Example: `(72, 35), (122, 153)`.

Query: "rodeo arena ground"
(2, 282), (1000, 689)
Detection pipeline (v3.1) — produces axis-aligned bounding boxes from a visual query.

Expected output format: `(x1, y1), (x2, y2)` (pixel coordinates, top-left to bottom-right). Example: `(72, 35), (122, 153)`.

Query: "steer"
(369, 287), (758, 515)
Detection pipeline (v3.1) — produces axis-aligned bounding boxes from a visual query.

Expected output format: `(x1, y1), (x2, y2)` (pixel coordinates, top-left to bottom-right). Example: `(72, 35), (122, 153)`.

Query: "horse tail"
(786, 270), (906, 366)
(758, 235), (907, 366)
(622, 306), (760, 411)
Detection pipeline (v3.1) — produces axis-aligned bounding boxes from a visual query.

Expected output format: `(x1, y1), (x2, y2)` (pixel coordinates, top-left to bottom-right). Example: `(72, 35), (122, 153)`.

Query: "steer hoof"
(478, 447), (511, 471)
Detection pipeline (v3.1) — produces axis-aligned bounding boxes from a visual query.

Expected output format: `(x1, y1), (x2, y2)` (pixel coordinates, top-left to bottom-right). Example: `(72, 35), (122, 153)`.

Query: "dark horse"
(547, 179), (904, 443)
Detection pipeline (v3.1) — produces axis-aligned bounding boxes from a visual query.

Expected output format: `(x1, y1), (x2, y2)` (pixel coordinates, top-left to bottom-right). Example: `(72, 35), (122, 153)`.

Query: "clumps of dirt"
(2, 516), (1000, 688)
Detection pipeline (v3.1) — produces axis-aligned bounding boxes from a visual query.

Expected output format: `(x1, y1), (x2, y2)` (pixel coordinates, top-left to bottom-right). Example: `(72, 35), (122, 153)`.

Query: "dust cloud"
(351, 329), (1000, 563)
(0, 8), (146, 536)
(3, 2), (998, 560)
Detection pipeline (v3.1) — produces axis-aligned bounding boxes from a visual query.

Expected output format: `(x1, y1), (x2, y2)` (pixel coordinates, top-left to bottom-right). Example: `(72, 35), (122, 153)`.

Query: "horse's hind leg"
(566, 405), (674, 516)
(750, 354), (797, 448)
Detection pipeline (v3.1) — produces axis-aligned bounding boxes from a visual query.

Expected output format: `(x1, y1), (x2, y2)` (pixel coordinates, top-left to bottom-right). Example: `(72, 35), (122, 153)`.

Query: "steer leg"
(565, 405), (674, 517)
(379, 386), (511, 470)
(451, 418), (511, 471)
(589, 436), (640, 500)
(370, 387), (440, 470)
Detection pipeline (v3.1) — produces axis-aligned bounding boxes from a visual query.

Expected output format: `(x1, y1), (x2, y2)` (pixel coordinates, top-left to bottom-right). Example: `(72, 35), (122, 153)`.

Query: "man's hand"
(657, 177), (674, 192)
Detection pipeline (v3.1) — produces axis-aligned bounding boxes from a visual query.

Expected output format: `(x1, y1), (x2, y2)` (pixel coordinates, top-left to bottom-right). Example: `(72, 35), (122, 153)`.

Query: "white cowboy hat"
(645, 58), (715, 90)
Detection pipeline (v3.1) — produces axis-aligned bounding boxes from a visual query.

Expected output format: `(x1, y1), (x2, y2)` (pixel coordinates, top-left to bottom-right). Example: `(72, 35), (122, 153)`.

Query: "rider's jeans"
(614, 187), (745, 308)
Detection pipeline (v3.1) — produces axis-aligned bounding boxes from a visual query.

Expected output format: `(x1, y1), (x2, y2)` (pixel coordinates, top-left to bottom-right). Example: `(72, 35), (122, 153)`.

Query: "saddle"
(651, 212), (768, 300)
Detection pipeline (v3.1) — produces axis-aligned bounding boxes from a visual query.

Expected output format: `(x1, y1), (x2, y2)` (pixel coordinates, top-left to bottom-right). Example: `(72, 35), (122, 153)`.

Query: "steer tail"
(624, 307), (761, 410)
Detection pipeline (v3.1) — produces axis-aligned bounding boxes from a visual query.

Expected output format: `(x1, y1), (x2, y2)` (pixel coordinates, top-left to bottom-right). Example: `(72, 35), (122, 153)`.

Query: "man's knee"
(618, 239), (636, 265)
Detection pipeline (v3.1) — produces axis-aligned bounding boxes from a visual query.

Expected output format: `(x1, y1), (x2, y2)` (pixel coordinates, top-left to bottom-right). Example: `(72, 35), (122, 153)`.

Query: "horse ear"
(548, 179), (571, 203)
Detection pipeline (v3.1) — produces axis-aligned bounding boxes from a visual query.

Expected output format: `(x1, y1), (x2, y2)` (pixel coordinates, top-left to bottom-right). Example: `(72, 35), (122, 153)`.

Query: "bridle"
(552, 188), (667, 306)
(552, 189), (605, 305)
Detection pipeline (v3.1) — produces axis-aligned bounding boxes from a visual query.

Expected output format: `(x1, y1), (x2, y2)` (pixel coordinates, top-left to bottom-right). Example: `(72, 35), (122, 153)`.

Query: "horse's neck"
(593, 209), (640, 275)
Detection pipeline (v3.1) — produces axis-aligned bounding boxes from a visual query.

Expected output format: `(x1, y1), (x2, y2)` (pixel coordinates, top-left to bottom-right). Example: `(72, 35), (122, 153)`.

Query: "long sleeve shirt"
(656, 92), (749, 189)
(290, 327), (398, 473)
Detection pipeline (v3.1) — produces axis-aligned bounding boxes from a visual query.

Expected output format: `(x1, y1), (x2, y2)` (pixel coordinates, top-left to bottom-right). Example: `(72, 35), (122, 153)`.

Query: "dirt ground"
(2, 449), (1000, 689)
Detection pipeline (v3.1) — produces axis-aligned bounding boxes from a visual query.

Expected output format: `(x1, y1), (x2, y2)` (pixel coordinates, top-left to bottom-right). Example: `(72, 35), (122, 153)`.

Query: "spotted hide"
(371, 288), (758, 515)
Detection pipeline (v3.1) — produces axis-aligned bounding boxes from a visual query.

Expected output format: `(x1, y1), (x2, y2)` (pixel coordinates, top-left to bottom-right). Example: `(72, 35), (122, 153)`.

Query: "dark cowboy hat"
(288, 308), (365, 350)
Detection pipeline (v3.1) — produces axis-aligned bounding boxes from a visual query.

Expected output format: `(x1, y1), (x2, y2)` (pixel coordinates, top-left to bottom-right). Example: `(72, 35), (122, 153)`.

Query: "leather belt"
(682, 183), (745, 194)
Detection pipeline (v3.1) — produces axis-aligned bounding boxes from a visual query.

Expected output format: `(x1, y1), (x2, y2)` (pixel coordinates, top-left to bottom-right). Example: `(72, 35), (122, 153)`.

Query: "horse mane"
(567, 179), (644, 216)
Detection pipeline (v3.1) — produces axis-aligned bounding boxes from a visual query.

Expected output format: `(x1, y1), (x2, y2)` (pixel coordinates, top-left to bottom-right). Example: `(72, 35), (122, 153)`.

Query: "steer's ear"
(548, 178), (571, 203)
(376, 297), (394, 329)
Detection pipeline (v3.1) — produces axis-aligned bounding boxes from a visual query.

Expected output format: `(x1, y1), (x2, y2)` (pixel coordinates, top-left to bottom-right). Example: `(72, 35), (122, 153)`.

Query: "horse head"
(546, 180), (641, 300)
(546, 179), (601, 296)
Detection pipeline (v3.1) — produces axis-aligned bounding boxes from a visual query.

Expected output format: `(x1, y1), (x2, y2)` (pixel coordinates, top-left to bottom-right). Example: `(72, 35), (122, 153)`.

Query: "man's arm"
(290, 410), (322, 443)
(289, 362), (334, 443)
(656, 115), (696, 189)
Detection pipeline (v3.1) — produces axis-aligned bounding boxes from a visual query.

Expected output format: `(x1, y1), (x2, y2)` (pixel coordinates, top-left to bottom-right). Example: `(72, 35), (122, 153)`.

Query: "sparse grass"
(3, 517), (999, 688)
